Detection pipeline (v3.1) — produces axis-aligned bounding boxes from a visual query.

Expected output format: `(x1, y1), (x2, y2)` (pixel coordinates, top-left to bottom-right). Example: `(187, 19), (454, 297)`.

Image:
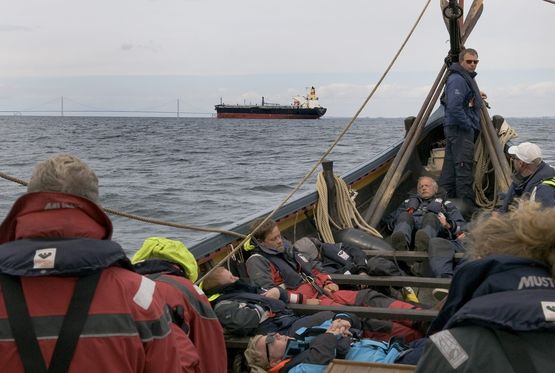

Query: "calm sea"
(1, 115), (553, 256)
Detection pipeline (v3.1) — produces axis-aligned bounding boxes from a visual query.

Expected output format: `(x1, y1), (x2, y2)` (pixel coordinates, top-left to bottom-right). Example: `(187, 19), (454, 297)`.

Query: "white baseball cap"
(508, 142), (542, 164)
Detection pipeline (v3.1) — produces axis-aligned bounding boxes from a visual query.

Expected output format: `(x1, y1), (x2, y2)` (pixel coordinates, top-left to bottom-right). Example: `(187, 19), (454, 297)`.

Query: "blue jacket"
(443, 63), (481, 131)
(500, 161), (555, 212)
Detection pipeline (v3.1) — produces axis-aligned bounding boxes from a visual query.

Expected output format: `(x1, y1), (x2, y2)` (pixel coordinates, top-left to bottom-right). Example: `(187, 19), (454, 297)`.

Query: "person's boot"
(432, 288), (449, 302)
(390, 231), (408, 250)
(414, 230), (430, 252)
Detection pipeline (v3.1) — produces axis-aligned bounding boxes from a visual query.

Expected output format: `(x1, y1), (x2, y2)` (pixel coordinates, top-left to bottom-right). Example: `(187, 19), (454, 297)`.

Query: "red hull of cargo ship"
(216, 112), (322, 119)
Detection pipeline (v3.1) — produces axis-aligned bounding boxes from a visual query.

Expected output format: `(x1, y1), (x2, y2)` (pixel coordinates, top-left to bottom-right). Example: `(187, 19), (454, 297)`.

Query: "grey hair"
(418, 176), (439, 193)
(27, 154), (99, 203)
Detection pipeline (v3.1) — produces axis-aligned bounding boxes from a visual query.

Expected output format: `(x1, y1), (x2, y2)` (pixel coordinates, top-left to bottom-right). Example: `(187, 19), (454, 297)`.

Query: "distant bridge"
(0, 97), (213, 117)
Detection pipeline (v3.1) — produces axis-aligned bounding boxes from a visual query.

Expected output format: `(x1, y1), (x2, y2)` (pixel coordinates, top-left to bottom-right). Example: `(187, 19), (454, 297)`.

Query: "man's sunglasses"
(465, 59), (479, 65)
(265, 333), (276, 363)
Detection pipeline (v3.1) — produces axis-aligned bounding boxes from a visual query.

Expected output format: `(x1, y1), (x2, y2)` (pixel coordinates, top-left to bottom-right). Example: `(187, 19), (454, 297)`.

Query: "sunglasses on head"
(265, 333), (276, 363)
(465, 59), (479, 65)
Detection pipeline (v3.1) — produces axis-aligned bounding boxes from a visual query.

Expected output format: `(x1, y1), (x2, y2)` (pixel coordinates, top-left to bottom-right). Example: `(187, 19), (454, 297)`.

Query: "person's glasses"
(465, 59), (479, 65)
(265, 333), (276, 363)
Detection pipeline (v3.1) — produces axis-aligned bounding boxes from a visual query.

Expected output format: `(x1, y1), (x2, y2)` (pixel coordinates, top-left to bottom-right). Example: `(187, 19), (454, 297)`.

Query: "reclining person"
(202, 266), (336, 337)
(245, 218), (424, 342)
(385, 176), (465, 257)
(293, 236), (419, 303)
(244, 316), (412, 373)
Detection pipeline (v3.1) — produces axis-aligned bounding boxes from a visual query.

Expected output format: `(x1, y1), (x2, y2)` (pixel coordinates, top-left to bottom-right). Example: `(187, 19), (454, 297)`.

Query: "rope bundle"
(473, 120), (518, 208)
(315, 172), (382, 243)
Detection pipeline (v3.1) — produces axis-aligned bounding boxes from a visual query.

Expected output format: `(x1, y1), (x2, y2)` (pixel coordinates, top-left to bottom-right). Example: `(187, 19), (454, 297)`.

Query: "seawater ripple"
(0, 116), (553, 256)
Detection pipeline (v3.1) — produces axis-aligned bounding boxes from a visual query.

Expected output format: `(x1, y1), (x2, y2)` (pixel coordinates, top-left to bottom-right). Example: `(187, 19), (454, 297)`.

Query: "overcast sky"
(1, 0), (554, 117)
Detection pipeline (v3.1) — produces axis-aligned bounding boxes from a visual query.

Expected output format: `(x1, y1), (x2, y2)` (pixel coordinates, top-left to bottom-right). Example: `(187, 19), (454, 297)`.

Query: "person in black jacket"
(202, 266), (335, 337)
(293, 236), (419, 303)
(416, 201), (555, 372)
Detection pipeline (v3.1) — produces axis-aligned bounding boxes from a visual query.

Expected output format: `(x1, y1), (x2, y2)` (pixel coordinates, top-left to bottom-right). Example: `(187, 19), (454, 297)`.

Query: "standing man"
(439, 48), (484, 215)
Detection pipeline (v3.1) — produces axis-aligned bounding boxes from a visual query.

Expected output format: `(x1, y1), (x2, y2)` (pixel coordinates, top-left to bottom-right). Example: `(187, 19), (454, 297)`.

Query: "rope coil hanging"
(315, 172), (382, 243)
(473, 119), (518, 208)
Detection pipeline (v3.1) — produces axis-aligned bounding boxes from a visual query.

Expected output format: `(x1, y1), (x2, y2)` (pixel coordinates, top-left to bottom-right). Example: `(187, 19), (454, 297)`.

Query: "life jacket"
(319, 242), (352, 268)
(430, 256), (555, 334)
(542, 176), (555, 187)
(0, 237), (131, 277)
(257, 244), (317, 290)
(530, 176), (555, 202)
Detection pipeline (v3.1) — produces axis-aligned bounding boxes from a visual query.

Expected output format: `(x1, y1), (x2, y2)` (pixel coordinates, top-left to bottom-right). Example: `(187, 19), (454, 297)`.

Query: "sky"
(1, 0), (554, 118)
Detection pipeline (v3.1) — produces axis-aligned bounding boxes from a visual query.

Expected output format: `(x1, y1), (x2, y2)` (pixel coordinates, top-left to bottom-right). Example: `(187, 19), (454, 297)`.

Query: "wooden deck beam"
(287, 304), (438, 321)
(364, 249), (465, 262)
(330, 274), (451, 288)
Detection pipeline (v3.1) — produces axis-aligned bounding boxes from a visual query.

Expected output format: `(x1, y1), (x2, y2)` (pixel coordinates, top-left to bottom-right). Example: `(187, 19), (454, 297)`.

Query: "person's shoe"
(401, 286), (420, 303)
(414, 230), (430, 252)
(390, 231), (408, 251)
(432, 288), (449, 302)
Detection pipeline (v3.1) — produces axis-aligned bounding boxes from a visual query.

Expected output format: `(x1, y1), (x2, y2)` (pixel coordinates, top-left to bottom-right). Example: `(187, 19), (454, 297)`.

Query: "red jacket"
(152, 274), (227, 373)
(0, 192), (188, 372)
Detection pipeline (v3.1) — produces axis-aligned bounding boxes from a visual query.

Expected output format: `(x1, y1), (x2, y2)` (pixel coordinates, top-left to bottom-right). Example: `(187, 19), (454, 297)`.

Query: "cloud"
(120, 43), (134, 51)
(494, 81), (555, 98)
(0, 24), (32, 32)
(119, 42), (159, 53)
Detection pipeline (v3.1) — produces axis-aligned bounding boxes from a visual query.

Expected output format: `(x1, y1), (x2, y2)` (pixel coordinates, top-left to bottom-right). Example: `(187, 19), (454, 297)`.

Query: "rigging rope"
(315, 172), (383, 243)
(195, 0), (433, 286)
(0, 172), (246, 239)
(0, 0), (432, 287)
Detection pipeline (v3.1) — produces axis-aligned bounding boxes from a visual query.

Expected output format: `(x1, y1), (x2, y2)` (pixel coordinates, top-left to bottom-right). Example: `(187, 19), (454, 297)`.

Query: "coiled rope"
(315, 172), (383, 243)
(473, 120), (518, 208)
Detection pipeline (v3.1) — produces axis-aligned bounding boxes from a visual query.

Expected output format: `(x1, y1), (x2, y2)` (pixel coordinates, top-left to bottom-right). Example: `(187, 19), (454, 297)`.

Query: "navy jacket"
(429, 255), (555, 334)
(443, 63), (481, 131)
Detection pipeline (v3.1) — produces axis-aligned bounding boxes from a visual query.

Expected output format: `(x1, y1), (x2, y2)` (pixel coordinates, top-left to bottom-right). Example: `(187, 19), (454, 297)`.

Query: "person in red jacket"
(0, 154), (187, 373)
(132, 237), (227, 373)
(245, 219), (424, 342)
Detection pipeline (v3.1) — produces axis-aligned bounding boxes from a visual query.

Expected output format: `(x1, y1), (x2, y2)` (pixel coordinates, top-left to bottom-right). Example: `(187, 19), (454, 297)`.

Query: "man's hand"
(305, 298), (321, 305)
(324, 282), (339, 295)
(326, 319), (352, 337)
(438, 212), (451, 229)
(262, 287), (281, 300)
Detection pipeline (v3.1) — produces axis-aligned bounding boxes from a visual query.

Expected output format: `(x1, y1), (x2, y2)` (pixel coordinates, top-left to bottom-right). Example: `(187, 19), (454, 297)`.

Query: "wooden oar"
(364, 1), (484, 228)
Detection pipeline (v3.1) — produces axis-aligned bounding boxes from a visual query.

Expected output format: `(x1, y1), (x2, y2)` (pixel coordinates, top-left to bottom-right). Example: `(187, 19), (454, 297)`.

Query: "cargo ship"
(214, 86), (327, 119)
